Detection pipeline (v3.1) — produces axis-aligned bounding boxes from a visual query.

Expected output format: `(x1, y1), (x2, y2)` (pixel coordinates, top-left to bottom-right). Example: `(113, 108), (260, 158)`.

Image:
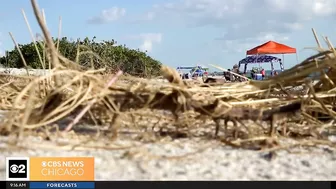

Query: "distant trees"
(0, 36), (162, 77)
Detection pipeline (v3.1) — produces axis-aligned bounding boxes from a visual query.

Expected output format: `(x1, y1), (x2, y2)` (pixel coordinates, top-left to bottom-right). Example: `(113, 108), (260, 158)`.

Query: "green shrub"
(0, 36), (162, 77)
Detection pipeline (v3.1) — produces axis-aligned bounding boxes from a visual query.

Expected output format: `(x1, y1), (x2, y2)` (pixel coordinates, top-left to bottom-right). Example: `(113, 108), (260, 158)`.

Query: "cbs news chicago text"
(39, 160), (85, 177)
(6, 157), (95, 189)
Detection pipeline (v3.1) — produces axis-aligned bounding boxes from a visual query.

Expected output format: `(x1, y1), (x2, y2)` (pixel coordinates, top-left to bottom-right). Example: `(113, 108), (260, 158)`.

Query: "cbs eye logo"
(6, 157), (30, 181)
(10, 164), (26, 174)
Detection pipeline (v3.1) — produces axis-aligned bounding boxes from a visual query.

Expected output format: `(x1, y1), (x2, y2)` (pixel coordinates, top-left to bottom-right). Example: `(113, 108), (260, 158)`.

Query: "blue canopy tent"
(238, 55), (284, 75)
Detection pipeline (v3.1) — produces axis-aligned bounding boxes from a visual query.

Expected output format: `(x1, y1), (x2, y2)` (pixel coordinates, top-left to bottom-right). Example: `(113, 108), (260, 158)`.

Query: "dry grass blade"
(64, 70), (123, 132)
(161, 65), (185, 87)
(8, 32), (30, 76)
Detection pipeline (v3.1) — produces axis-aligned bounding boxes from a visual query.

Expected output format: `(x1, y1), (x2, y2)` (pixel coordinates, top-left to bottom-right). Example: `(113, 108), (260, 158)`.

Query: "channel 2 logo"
(6, 157), (30, 181)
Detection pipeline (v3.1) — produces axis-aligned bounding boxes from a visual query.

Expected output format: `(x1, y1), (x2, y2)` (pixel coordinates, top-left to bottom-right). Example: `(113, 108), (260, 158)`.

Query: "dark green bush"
(0, 36), (162, 77)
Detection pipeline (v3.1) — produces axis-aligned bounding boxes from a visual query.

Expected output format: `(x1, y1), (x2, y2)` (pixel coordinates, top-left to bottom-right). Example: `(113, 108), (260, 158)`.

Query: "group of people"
(178, 64), (280, 82)
(251, 67), (279, 80)
(223, 64), (246, 82)
(223, 64), (280, 82)
(251, 67), (265, 80)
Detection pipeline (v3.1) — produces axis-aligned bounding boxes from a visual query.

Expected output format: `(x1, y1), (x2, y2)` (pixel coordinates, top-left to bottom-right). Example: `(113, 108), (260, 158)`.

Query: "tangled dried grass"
(0, 0), (336, 155)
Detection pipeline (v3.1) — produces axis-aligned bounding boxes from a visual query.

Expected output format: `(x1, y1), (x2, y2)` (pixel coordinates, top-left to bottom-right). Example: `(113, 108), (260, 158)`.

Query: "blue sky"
(0, 0), (335, 71)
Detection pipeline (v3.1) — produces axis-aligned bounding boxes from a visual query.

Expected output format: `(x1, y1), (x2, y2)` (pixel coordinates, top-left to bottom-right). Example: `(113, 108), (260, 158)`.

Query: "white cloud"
(146, 0), (336, 51)
(220, 33), (291, 54)
(145, 12), (156, 21)
(129, 33), (163, 52)
(256, 33), (290, 42)
(87, 7), (126, 24)
(140, 33), (162, 52)
(312, 0), (336, 16)
(130, 11), (156, 23)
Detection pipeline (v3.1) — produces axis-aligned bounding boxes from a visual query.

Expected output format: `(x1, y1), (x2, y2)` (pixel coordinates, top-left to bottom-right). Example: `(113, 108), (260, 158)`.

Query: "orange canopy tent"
(246, 41), (296, 55)
(241, 41), (298, 75)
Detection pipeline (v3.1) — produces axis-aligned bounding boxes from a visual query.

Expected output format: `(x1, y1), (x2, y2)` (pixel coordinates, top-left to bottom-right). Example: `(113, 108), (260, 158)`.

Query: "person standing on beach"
(224, 69), (231, 81)
(232, 64), (239, 81)
(261, 68), (265, 80)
